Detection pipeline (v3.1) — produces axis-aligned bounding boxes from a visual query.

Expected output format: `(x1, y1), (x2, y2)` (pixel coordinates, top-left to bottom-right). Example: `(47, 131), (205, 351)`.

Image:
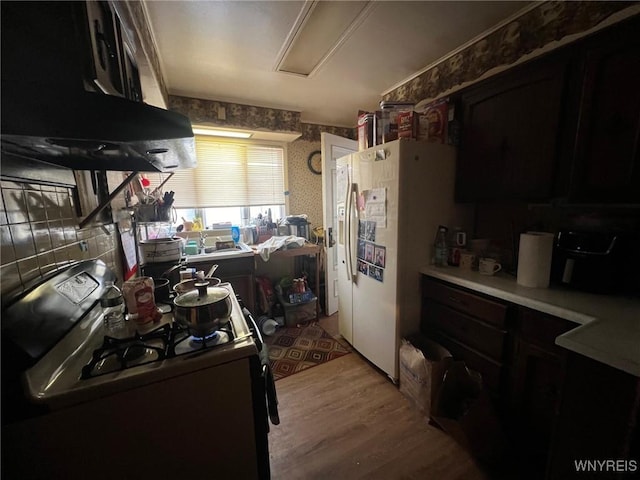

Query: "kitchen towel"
(517, 232), (555, 288)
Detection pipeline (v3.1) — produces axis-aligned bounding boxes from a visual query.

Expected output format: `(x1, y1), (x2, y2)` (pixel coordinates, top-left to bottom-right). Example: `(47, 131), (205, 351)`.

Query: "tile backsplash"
(0, 180), (122, 300)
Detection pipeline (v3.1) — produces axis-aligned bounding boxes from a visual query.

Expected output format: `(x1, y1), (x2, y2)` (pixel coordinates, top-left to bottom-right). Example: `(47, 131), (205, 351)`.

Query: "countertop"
(251, 242), (321, 259)
(420, 265), (640, 377)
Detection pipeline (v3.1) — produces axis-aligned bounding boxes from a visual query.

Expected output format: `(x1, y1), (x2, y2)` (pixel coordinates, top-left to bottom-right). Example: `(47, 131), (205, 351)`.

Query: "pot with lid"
(173, 281), (232, 337)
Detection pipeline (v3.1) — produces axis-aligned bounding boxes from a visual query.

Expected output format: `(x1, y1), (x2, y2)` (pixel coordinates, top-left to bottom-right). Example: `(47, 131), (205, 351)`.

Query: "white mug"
(479, 258), (501, 276)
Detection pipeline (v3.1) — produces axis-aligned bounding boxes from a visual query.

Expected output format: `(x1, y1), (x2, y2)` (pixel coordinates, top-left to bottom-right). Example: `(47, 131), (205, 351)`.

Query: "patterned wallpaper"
(168, 95), (355, 231)
(169, 95), (356, 142)
(169, 96), (302, 134)
(383, 1), (637, 104)
(286, 140), (323, 230)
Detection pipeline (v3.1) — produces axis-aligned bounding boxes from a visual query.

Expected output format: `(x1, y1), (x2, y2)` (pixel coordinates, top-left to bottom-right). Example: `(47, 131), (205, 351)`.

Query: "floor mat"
(265, 322), (351, 381)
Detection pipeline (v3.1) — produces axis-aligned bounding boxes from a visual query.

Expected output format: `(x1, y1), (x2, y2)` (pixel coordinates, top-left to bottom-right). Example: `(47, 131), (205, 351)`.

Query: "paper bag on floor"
(399, 335), (452, 417)
(432, 361), (506, 465)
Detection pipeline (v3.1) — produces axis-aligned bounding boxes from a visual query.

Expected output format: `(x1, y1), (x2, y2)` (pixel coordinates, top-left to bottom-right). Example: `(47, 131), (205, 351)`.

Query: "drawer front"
(425, 329), (503, 391)
(518, 307), (576, 350)
(423, 299), (506, 362)
(423, 277), (507, 328)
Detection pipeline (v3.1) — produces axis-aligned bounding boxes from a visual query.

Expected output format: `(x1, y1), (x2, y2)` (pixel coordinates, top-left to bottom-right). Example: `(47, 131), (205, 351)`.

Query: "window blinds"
(164, 137), (285, 208)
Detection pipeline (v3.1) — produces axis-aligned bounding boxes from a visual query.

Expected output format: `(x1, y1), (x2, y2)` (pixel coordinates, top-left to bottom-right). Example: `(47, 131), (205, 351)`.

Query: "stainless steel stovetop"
(23, 283), (257, 410)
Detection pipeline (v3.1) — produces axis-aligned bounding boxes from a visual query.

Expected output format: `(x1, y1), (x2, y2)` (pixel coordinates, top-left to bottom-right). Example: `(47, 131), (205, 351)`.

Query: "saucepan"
(172, 276), (221, 295)
(173, 281), (232, 337)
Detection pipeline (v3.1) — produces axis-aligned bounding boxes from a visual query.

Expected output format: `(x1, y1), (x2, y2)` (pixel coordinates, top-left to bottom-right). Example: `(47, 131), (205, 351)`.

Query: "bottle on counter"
(231, 225), (240, 244)
(101, 281), (126, 337)
(434, 225), (449, 267)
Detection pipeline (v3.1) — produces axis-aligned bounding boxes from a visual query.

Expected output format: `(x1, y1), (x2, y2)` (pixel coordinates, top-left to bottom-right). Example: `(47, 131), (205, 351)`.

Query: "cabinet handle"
(448, 296), (468, 307)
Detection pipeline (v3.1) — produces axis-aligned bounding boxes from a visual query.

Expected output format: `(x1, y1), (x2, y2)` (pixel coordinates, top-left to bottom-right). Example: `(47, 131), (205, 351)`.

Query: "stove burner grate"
(168, 319), (236, 356)
(80, 324), (171, 379)
(81, 318), (239, 379)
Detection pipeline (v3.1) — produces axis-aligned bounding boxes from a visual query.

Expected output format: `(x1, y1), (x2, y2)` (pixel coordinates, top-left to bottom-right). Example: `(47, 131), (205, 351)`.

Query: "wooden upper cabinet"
(568, 16), (640, 204)
(455, 56), (567, 202)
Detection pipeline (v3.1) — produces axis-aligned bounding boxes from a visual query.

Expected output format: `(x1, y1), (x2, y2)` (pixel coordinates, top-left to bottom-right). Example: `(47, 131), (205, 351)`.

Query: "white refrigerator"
(336, 139), (472, 382)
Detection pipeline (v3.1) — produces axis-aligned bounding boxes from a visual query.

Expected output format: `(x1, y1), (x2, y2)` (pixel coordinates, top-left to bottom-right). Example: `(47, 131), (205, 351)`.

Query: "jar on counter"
(122, 277), (162, 326)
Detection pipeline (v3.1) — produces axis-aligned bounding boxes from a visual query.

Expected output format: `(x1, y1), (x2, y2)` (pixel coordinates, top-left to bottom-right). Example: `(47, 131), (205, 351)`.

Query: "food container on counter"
(122, 277), (162, 326)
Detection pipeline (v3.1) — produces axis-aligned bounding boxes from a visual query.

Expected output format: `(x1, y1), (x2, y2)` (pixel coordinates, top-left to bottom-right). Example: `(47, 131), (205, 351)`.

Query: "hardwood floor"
(268, 315), (490, 480)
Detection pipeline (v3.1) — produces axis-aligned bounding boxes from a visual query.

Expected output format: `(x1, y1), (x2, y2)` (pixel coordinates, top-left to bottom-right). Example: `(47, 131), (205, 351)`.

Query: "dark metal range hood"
(1, 1), (196, 173)
(1, 90), (197, 173)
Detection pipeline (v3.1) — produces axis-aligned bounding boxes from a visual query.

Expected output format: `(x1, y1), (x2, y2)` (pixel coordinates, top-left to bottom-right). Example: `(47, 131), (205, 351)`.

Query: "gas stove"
(19, 279), (257, 410)
(2, 260), (276, 480)
(80, 316), (239, 379)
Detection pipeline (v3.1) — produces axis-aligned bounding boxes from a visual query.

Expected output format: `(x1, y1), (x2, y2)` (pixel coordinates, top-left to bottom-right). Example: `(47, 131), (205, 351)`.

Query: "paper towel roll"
(517, 232), (555, 288)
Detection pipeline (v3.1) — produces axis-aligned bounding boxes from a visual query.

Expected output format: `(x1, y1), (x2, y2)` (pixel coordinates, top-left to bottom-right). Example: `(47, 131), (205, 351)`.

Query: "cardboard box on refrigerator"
(379, 101), (414, 143)
(357, 111), (377, 151)
(397, 110), (419, 140)
(419, 98), (449, 143)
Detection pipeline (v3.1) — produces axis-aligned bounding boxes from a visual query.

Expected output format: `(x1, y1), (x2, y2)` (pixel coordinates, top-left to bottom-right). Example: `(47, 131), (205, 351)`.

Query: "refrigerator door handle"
(344, 182), (359, 283)
(349, 182), (359, 281)
(344, 181), (354, 281)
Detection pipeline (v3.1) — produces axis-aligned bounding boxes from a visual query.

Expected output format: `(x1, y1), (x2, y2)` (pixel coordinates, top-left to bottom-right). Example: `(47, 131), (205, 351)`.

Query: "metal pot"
(139, 238), (182, 264)
(173, 282), (232, 337)
(172, 276), (221, 295)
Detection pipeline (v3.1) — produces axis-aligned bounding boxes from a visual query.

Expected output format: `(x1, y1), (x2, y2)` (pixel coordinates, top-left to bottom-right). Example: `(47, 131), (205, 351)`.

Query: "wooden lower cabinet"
(420, 276), (624, 478)
(508, 337), (566, 475)
(421, 278), (509, 397)
(506, 307), (575, 475)
(547, 353), (640, 480)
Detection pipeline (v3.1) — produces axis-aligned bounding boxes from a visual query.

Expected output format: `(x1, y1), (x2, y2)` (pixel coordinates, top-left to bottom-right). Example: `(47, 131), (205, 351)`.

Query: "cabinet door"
(569, 17), (640, 203)
(547, 353), (640, 480)
(456, 56), (566, 201)
(510, 338), (565, 474)
(508, 307), (574, 475)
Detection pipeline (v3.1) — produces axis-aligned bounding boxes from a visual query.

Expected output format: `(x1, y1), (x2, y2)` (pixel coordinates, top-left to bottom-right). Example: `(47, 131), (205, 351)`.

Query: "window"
(163, 137), (286, 227)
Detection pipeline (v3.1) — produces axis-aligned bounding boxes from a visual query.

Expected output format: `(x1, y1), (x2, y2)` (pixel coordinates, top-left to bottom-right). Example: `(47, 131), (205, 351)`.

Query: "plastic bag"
(432, 361), (506, 464)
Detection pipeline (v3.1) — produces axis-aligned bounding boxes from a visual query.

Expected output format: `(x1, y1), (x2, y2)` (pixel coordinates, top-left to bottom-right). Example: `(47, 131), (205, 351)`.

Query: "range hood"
(1, 1), (196, 173)
(1, 90), (197, 173)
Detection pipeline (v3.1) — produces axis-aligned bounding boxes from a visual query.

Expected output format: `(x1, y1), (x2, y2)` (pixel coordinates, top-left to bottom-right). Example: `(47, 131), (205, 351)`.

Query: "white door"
(321, 133), (357, 316)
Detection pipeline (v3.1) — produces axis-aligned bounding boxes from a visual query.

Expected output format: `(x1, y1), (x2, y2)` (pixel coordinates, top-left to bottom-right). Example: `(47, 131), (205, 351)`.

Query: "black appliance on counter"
(2, 259), (278, 479)
(285, 216), (310, 240)
(550, 230), (638, 294)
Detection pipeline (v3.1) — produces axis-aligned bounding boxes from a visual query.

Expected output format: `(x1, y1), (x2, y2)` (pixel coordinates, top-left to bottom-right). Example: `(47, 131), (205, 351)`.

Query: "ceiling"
(144, 1), (531, 128)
